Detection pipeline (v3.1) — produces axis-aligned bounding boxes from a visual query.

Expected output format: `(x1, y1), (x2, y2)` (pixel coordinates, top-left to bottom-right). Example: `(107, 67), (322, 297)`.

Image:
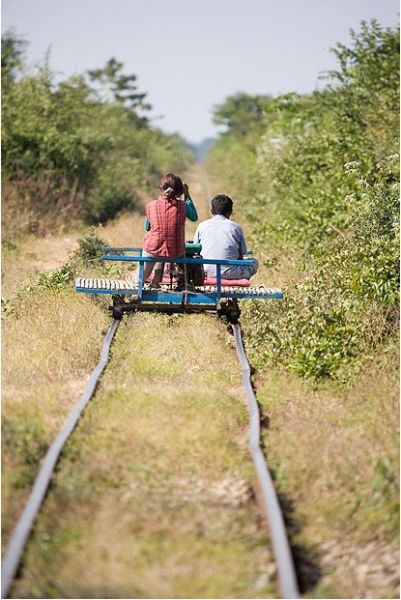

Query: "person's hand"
(183, 183), (189, 196)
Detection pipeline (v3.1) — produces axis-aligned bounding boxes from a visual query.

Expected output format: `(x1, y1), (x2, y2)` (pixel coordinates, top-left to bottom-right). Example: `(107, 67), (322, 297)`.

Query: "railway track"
(2, 316), (299, 599)
(1, 319), (120, 598)
(232, 323), (299, 598)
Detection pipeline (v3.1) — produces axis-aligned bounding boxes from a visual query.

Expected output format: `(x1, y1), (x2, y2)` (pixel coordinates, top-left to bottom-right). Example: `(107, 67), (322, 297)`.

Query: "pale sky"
(2, 0), (399, 144)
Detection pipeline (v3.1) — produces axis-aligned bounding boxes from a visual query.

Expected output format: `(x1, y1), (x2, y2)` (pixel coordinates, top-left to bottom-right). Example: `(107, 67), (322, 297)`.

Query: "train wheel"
(226, 308), (240, 324)
(226, 299), (240, 324)
(112, 305), (124, 320)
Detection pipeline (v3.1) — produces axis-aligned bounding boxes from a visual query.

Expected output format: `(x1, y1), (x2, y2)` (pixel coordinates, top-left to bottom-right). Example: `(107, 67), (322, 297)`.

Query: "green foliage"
(82, 159), (142, 224)
(35, 265), (76, 291)
(370, 457), (399, 505)
(209, 21), (399, 379)
(1, 297), (16, 318)
(2, 67), (109, 219)
(72, 230), (109, 267)
(6, 264), (75, 299)
(2, 240), (20, 253)
(88, 57), (151, 116)
(1, 28), (27, 88)
(1, 32), (192, 231)
(212, 92), (272, 136)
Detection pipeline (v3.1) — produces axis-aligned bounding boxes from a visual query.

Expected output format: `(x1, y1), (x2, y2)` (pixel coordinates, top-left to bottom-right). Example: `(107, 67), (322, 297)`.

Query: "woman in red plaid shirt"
(142, 173), (198, 288)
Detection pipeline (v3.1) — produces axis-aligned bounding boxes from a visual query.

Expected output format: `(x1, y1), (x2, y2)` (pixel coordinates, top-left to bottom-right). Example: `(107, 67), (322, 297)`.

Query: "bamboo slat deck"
(75, 278), (282, 297)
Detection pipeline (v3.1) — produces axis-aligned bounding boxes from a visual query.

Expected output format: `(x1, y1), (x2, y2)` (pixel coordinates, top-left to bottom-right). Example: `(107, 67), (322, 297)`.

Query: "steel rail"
(232, 323), (299, 599)
(1, 319), (121, 599)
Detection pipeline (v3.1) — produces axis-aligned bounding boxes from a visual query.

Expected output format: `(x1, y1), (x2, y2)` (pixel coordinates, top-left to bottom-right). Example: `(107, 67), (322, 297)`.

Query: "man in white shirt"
(193, 194), (259, 279)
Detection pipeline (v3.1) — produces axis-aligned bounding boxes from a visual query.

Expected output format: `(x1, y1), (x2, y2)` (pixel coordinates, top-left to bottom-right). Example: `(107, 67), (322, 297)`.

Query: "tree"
(87, 58), (151, 118)
(1, 29), (27, 88)
(212, 92), (271, 135)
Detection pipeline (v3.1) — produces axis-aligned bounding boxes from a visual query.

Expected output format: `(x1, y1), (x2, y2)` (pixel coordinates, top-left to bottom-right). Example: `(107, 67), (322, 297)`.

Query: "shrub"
(71, 230), (109, 267)
(209, 21), (399, 379)
(82, 159), (142, 224)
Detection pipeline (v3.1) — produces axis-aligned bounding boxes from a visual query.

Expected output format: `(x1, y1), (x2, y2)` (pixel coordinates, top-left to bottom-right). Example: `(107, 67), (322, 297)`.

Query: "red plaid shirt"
(143, 196), (186, 257)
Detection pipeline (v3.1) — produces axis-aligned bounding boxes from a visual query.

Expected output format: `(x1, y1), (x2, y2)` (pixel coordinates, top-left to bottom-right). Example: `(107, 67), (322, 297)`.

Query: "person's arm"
(144, 216), (151, 231)
(238, 226), (247, 260)
(183, 184), (198, 222)
(185, 195), (198, 221)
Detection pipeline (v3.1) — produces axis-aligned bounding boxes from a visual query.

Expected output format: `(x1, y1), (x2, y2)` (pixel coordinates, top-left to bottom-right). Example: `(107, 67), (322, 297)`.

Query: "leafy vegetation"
(213, 91), (271, 136)
(1, 30), (192, 236)
(207, 20), (399, 380)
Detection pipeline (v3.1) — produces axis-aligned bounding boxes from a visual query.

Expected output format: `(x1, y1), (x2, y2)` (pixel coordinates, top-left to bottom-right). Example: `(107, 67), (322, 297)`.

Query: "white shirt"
(193, 215), (247, 276)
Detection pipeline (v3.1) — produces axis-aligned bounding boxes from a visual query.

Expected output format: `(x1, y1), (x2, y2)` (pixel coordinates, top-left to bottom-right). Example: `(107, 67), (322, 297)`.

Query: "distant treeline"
(207, 20), (400, 379)
(1, 30), (192, 236)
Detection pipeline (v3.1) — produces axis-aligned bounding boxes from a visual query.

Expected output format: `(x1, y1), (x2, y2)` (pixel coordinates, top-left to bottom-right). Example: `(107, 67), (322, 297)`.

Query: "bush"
(209, 21), (399, 379)
(82, 159), (142, 224)
(71, 230), (109, 267)
(1, 34), (193, 231)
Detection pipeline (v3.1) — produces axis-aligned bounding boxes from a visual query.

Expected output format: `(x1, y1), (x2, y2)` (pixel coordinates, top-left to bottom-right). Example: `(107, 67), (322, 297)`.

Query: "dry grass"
(3, 165), (279, 599)
(185, 164), (212, 225)
(99, 210), (146, 248)
(11, 314), (277, 599)
(4, 161), (399, 599)
(206, 161), (400, 596)
(253, 341), (399, 598)
(1, 212), (143, 300)
(1, 212), (137, 550)
(2, 234), (79, 298)
(2, 163), (210, 300)
(2, 290), (108, 547)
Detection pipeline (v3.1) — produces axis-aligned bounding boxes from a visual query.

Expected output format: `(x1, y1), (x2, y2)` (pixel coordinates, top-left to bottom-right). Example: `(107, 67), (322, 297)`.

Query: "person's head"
(211, 194), (233, 218)
(159, 173), (184, 199)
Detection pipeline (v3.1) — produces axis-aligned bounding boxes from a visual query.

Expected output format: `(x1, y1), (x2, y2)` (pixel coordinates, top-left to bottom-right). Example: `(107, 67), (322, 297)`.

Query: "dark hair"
(159, 173), (184, 199)
(211, 194), (233, 217)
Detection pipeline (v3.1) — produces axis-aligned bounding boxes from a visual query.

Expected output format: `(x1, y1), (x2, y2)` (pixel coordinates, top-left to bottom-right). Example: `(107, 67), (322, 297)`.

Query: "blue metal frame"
(74, 286), (284, 301)
(75, 252), (283, 306)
